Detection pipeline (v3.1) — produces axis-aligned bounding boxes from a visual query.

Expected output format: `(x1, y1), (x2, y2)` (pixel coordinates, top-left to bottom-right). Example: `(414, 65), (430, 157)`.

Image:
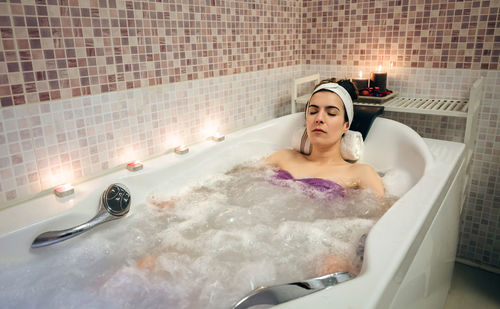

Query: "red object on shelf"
(358, 87), (393, 97)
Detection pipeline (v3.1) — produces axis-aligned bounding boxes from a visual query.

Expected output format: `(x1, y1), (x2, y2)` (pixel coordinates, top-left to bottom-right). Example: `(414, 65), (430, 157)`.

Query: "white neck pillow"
(291, 127), (364, 162)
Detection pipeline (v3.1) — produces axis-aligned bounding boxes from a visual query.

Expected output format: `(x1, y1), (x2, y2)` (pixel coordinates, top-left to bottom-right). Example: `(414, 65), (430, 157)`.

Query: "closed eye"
(326, 107), (340, 116)
(308, 105), (340, 116)
(308, 105), (319, 114)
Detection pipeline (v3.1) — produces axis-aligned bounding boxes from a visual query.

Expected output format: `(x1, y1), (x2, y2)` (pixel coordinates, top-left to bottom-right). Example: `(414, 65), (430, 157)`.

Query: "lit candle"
(351, 71), (369, 90)
(127, 160), (143, 172)
(174, 144), (189, 155)
(370, 65), (387, 91)
(54, 183), (75, 198)
(209, 132), (225, 142)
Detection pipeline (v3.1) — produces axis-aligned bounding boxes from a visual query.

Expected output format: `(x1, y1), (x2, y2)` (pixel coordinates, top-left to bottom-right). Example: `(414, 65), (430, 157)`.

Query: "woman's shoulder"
(266, 149), (302, 166)
(275, 148), (300, 157)
(349, 162), (377, 174)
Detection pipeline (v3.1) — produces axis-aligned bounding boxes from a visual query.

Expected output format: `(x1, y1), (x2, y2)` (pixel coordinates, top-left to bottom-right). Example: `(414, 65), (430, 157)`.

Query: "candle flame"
(204, 123), (219, 138)
(49, 170), (73, 188)
(55, 183), (73, 193)
(378, 65), (382, 72)
(120, 149), (136, 164)
(167, 136), (183, 149)
(359, 71), (363, 78)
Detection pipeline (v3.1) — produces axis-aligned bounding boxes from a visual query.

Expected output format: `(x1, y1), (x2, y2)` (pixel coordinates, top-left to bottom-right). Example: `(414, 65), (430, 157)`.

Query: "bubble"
(381, 168), (414, 197)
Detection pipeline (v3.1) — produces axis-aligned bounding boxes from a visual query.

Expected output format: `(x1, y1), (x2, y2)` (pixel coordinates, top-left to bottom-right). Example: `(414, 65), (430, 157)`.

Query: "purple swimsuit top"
(272, 169), (345, 199)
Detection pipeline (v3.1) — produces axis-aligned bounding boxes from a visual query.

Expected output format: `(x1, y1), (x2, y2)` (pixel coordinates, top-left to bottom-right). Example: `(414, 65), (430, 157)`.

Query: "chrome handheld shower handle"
(31, 209), (119, 248)
(31, 183), (131, 249)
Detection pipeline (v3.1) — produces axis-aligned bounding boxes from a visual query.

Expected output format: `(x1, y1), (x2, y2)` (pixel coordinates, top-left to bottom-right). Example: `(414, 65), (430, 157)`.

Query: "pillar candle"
(352, 71), (369, 90)
(370, 65), (387, 91)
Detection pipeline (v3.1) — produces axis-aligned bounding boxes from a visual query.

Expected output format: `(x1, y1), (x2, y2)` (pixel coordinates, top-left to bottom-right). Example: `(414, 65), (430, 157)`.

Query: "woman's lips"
(312, 128), (326, 133)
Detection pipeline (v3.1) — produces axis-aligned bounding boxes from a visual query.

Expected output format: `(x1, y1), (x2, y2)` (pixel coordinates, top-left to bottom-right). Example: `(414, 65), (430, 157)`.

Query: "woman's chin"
(309, 138), (340, 147)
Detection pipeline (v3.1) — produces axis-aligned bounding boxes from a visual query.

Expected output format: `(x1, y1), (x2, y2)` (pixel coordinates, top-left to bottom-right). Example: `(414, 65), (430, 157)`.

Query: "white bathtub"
(0, 113), (465, 309)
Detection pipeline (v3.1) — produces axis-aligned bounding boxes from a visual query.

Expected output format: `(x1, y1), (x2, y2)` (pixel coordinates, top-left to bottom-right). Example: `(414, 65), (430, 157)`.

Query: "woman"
(267, 78), (385, 198)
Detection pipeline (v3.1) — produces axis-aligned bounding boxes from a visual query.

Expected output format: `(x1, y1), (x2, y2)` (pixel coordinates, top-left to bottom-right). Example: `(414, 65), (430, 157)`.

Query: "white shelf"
(356, 97), (468, 118)
(294, 94), (468, 118)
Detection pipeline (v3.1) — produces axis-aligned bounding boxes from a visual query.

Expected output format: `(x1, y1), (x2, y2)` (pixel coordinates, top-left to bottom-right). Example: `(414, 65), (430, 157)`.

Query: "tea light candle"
(352, 71), (369, 90)
(127, 160), (143, 172)
(174, 144), (189, 155)
(370, 65), (387, 91)
(54, 183), (74, 197)
(209, 132), (225, 142)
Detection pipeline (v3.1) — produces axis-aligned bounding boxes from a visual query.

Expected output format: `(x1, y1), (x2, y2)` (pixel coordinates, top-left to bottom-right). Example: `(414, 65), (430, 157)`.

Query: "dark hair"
(306, 78), (358, 123)
(313, 78), (358, 100)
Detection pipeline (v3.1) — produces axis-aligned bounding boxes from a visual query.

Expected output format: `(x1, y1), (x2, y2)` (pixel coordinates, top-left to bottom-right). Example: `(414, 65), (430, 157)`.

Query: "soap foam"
(381, 168), (415, 197)
(0, 162), (395, 309)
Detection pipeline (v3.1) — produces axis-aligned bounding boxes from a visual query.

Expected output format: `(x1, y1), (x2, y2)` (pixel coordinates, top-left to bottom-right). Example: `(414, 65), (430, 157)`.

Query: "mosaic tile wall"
(302, 0), (499, 70)
(0, 0), (301, 106)
(0, 0), (498, 107)
(303, 65), (500, 269)
(0, 65), (299, 206)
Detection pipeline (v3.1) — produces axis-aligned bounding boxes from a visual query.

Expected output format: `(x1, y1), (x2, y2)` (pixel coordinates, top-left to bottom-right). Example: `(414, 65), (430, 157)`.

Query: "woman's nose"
(315, 110), (325, 123)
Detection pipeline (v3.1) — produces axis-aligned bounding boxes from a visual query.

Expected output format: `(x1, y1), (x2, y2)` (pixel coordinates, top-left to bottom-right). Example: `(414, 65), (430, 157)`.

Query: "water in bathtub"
(0, 161), (398, 309)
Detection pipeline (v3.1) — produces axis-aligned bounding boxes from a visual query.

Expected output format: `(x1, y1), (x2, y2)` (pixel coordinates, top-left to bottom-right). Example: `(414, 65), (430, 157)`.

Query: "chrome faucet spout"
(232, 271), (354, 309)
(31, 183), (131, 249)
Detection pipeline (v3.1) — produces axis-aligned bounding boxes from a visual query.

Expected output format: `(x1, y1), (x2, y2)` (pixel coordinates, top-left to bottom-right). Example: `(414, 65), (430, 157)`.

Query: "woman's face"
(306, 91), (349, 147)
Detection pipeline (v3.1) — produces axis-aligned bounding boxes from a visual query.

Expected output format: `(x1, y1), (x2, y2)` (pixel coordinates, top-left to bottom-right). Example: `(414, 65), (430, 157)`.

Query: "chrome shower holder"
(31, 183), (131, 249)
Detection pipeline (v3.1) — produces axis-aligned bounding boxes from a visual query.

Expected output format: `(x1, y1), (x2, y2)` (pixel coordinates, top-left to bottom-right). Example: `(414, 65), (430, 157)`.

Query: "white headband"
(309, 82), (354, 127)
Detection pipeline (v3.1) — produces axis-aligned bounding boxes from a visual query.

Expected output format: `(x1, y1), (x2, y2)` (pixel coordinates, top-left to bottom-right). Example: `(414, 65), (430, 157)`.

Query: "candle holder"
(174, 145), (189, 155)
(356, 88), (398, 103)
(54, 183), (75, 198)
(209, 133), (225, 142)
(127, 160), (143, 172)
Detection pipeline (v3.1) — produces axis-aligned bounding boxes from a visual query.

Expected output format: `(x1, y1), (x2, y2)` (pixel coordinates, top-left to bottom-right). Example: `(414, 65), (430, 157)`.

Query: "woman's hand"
(148, 196), (179, 209)
(318, 255), (359, 276)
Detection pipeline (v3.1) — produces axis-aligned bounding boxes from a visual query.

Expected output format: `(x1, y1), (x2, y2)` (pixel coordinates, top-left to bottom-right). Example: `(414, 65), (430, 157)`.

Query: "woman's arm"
(357, 164), (385, 197)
